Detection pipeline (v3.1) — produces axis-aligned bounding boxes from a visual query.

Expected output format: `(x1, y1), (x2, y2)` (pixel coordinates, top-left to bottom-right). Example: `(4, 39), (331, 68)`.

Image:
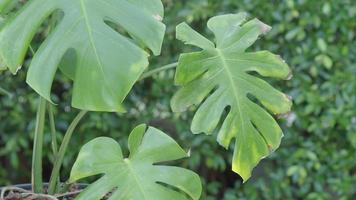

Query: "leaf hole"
(29, 9), (64, 54)
(250, 121), (272, 153)
(246, 93), (260, 105)
(246, 92), (282, 119)
(104, 186), (118, 199)
(217, 105), (232, 133)
(24, 9), (65, 103)
(103, 19), (147, 52)
(246, 92), (274, 116)
(246, 70), (272, 83)
(156, 181), (194, 200)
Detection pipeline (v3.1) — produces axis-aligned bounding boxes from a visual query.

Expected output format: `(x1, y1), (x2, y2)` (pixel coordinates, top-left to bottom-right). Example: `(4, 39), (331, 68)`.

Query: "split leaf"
(0, 0), (165, 112)
(172, 13), (292, 181)
(70, 124), (202, 200)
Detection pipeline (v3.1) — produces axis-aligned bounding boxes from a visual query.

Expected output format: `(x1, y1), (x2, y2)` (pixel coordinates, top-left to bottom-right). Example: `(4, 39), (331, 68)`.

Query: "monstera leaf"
(0, 0), (165, 112)
(0, 0), (16, 69)
(70, 124), (202, 200)
(171, 13), (292, 181)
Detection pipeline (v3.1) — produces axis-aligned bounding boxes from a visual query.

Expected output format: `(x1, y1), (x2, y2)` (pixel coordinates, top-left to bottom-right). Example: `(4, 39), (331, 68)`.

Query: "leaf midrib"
(215, 50), (271, 153)
(124, 159), (149, 199)
(216, 48), (246, 155)
(79, 0), (117, 101)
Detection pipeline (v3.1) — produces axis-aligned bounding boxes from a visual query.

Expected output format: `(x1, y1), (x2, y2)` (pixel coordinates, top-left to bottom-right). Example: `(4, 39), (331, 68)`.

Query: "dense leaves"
(0, 0), (165, 112)
(70, 124), (202, 200)
(172, 13), (292, 181)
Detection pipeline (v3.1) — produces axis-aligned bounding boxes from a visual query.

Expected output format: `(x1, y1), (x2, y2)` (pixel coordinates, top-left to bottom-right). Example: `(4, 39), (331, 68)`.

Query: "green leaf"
(0, 51), (5, 70)
(171, 13), (292, 181)
(70, 125), (202, 200)
(0, 0), (13, 12)
(316, 54), (333, 69)
(317, 38), (327, 52)
(0, 0), (165, 112)
(347, 131), (356, 148)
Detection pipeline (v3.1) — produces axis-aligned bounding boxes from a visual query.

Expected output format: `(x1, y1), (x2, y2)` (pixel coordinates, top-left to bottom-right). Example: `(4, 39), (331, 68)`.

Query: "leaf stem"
(47, 110), (88, 195)
(47, 103), (58, 157)
(47, 103), (61, 193)
(31, 97), (47, 193)
(0, 86), (12, 97)
(139, 62), (178, 81)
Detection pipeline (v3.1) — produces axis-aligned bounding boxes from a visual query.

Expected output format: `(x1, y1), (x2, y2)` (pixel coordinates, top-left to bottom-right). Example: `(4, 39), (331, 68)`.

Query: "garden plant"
(0, 0), (294, 199)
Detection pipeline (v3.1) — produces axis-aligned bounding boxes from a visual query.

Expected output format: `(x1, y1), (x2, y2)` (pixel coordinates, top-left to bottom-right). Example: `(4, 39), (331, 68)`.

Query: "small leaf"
(0, 0), (166, 112)
(322, 55), (333, 69)
(348, 130), (356, 148)
(317, 38), (327, 52)
(322, 3), (331, 15)
(172, 13), (292, 181)
(285, 27), (301, 41)
(70, 125), (202, 200)
(316, 54), (333, 69)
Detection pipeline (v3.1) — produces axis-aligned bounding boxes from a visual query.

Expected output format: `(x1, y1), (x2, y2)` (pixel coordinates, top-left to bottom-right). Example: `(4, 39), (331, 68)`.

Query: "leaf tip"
(175, 22), (188, 39)
(255, 18), (271, 34)
(232, 164), (251, 183)
(284, 94), (293, 102)
(285, 71), (293, 80)
(187, 148), (191, 157)
(12, 65), (22, 75)
(276, 111), (293, 119)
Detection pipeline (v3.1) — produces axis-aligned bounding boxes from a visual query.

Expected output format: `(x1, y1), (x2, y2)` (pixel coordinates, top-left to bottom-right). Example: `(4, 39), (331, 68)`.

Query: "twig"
(18, 192), (57, 200)
(0, 86), (12, 98)
(0, 186), (57, 200)
(55, 190), (83, 198)
(1, 186), (28, 199)
(0, 186), (82, 200)
(139, 62), (178, 81)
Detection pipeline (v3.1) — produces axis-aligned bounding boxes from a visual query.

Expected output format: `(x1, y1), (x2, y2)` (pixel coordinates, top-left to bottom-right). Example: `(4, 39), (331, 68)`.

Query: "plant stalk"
(139, 62), (178, 81)
(31, 97), (47, 193)
(47, 110), (88, 195)
(47, 103), (61, 192)
(0, 86), (12, 97)
(48, 103), (58, 157)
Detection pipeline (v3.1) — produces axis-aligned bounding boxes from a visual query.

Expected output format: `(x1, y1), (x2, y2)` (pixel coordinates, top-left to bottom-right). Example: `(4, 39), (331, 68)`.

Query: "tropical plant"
(0, 0), (165, 112)
(172, 13), (292, 181)
(70, 125), (201, 200)
(0, 0), (291, 199)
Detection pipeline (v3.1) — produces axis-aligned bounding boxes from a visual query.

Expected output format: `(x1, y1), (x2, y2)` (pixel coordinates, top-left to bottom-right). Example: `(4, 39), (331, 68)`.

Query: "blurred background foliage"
(0, 0), (355, 199)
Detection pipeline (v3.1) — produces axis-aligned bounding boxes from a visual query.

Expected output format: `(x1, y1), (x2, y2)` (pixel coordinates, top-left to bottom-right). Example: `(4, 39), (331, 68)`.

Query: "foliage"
(0, 0), (165, 112)
(165, 0), (355, 199)
(0, 0), (355, 199)
(172, 13), (292, 181)
(0, 0), (14, 12)
(70, 124), (202, 200)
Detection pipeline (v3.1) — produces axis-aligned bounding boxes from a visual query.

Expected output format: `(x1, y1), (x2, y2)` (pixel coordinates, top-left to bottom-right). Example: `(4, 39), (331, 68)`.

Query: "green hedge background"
(0, 0), (355, 199)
